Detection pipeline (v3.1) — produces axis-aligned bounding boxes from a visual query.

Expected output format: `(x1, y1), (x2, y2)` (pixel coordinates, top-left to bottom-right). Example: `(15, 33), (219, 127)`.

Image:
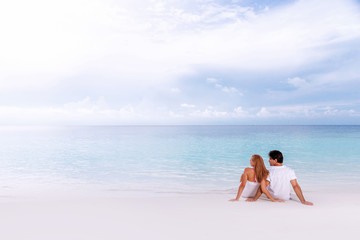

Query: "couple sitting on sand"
(230, 150), (313, 205)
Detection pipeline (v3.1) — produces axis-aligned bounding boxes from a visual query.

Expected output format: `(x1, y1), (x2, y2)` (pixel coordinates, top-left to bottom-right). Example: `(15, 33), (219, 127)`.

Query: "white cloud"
(324, 108), (339, 115)
(170, 88), (181, 93)
(63, 97), (106, 110)
(168, 111), (184, 119)
(287, 77), (309, 89)
(2, 0), (359, 90)
(0, 97), (143, 125)
(221, 86), (239, 93)
(191, 107), (229, 118)
(181, 103), (196, 108)
(215, 83), (242, 95)
(233, 106), (248, 117)
(256, 107), (271, 118)
(0, 0), (359, 124)
(0, 99), (359, 125)
(206, 77), (219, 83)
(251, 104), (360, 121)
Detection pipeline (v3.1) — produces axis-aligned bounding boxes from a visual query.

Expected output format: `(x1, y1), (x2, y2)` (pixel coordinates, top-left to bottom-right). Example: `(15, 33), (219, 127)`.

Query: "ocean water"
(0, 125), (359, 195)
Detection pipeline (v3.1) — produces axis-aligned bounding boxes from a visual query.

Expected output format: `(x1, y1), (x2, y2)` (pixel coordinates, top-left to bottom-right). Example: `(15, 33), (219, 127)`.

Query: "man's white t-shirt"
(266, 166), (296, 200)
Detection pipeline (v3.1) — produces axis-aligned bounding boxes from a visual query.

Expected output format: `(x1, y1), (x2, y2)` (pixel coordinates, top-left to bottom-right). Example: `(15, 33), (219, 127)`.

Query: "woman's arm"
(229, 171), (248, 201)
(246, 185), (262, 202)
(260, 179), (284, 202)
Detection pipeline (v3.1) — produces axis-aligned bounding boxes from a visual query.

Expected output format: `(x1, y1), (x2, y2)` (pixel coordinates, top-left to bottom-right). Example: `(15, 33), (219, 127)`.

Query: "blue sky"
(0, 0), (359, 125)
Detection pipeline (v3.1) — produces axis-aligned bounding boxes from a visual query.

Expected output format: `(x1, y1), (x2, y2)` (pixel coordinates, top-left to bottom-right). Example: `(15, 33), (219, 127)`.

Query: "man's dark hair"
(269, 150), (283, 163)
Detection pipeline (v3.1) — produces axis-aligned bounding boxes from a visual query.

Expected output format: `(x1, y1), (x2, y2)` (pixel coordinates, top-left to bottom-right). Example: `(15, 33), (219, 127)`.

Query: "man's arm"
(290, 179), (313, 206)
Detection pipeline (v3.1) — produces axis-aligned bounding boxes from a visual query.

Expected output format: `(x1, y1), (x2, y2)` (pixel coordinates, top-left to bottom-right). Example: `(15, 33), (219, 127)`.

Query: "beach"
(1, 185), (359, 240)
(1, 125), (359, 239)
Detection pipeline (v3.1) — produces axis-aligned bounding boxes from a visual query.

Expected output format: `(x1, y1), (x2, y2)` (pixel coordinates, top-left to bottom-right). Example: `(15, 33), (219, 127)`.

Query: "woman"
(229, 154), (270, 201)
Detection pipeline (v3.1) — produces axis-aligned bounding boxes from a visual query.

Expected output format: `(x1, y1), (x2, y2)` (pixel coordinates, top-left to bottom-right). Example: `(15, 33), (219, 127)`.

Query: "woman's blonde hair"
(251, 154), (269, 182)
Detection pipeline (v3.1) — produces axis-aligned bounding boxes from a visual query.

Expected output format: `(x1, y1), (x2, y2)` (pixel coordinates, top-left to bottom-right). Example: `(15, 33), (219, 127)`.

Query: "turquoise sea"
(0, 125), (359, 195)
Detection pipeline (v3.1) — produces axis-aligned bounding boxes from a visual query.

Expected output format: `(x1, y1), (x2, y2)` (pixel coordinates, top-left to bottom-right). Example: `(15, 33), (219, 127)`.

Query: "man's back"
(267, 166), (296, 200)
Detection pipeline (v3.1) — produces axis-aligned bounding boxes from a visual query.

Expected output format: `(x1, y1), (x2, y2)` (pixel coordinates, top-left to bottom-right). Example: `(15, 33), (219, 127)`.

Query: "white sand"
(0, 186), (359, 240)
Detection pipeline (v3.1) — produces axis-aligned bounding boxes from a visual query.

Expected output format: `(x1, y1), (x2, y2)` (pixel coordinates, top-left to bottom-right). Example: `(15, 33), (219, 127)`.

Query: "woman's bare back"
(243, 168), (256, 183)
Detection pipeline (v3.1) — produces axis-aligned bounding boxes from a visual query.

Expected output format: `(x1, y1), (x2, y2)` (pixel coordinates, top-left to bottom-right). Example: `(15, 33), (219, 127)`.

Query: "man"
(248, 150), (313, 205)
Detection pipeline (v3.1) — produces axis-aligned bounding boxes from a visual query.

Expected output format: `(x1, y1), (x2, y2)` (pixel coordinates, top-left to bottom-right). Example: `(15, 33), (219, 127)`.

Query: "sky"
(0, 0), (360, 125)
